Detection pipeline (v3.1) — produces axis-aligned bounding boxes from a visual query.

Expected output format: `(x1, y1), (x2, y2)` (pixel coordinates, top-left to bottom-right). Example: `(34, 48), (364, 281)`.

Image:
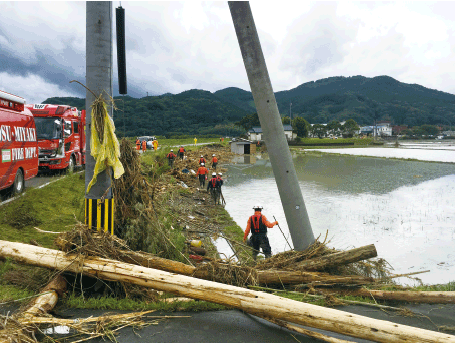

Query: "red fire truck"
(25, 104), (86, 172)
(0, 90), (39, 195)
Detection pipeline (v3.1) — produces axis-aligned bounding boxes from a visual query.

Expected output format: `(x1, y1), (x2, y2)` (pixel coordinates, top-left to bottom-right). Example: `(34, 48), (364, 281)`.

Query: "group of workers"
(135, 138), (158, 152)
(165, 145), (279, 261)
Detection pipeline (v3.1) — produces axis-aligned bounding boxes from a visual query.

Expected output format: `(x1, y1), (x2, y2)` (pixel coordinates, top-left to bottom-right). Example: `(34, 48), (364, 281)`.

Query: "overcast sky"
(0, 1), (454, 104)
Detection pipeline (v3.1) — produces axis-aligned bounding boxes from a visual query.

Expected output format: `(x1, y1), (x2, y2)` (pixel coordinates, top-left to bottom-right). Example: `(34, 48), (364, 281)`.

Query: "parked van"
(0, 90), (39, 195)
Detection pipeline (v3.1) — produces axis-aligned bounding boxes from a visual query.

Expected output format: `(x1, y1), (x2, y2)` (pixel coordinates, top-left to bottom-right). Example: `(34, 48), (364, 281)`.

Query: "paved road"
(1, 304), (450, 343)
(0, 169), (82, 204)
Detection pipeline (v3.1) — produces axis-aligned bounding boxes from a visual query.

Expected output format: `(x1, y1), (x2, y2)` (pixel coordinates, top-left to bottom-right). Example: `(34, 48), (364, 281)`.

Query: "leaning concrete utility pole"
(228, 2), (315, 250)
(85, 2), (115, 233)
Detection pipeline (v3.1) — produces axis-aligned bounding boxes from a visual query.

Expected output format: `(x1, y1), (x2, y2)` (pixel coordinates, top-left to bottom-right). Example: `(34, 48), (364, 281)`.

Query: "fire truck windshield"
(34, 117), (62, 140)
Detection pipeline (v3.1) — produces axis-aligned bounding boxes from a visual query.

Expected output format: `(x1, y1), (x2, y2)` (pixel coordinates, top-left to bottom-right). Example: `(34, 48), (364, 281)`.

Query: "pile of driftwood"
(0, 228), (454, 343)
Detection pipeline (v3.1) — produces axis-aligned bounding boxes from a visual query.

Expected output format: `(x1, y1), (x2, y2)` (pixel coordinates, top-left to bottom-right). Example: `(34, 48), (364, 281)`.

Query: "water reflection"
(226, 153), (454, 195)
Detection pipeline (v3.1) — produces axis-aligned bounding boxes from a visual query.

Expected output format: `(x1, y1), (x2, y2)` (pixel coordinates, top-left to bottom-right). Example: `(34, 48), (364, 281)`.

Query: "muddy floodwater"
(223, 153), (455, 285)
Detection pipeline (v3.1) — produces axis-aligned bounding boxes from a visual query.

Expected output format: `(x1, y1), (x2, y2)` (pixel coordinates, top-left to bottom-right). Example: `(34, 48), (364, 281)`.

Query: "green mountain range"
(43, 75), (454, 137)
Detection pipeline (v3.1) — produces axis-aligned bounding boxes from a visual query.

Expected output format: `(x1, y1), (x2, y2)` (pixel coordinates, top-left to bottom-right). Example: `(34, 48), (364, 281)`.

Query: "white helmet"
(170, 149), (174, 152)
(212, 172), (216, 176)
(218, 172), (222, 176)
(253, 204), (263, 210)
(212, 154), (215, 156)
(201, 155), (204, 158)
(201, 163), (205, 166)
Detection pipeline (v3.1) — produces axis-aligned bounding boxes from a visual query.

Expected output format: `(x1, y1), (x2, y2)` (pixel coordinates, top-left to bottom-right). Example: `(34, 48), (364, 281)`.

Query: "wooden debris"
(311, 287), (455, 304)
(0, 275), (66, 343)
(0, 240), (453, 343)
(296, 244), (378, 271)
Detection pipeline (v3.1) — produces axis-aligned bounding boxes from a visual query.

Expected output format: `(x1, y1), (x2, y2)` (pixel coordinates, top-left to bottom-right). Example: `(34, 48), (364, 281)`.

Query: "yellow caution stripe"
(85, 198), (114, 235)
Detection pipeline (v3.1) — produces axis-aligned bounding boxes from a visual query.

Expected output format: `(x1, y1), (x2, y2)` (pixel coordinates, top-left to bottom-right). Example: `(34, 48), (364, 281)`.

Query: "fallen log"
(0, 240), (452, 343)
(119, 250), (373, 285)
(255, 313), (353, 343)
(20, 275), (67, 318)
(311, 287), (455, 304)
(257, 270), (373, 285)
(0, 275), (66, 343)
(296, 244), (377, 271)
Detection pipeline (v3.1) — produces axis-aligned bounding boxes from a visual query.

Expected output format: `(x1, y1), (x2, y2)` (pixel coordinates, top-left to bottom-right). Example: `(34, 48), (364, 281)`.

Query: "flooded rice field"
(223, 152), (455, 285)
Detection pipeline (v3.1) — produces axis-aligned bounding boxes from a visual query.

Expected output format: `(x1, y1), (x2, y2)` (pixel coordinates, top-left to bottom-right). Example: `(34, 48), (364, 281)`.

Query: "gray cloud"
(0, 1), (453, 105)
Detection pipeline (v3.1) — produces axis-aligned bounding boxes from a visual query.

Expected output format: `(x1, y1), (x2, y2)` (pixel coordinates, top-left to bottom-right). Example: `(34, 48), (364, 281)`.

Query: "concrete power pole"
(85, 2), (115, 233)
(228, 2), (315, 250)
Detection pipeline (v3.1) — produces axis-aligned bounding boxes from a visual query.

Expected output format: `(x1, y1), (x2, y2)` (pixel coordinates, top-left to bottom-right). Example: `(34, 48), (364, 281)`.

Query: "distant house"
(248, 125), (296, 141)
(282, 124), (297, 140)
(248, 127), (263, 141)
(376, 122), (392, 136)
(442, 130), (455, 138)
(360, 122), (392, 137)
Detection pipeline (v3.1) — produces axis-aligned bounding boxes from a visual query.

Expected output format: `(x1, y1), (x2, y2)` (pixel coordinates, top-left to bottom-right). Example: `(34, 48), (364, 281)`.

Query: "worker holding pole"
(243, 204), (278, 260)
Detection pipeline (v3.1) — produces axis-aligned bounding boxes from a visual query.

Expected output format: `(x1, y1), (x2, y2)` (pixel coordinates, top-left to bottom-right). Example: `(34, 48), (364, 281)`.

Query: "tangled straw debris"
(194, 259), (259, 287)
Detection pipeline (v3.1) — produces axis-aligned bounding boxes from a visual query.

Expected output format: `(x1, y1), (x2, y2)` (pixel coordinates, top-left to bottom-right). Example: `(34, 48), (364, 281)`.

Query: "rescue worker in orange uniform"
(135, 138), (140, 151)
(178, 146), (185, 160)
(141, 140), (147, 152)
(216, 172), (223, 186)
(211, 154), (218, 170)
(167, 149), (177, 167)
(207, 172), (221, 205)
(243, 204), (278, 260)
(199, 155), (206, 164)
(196, 163), (209, 188)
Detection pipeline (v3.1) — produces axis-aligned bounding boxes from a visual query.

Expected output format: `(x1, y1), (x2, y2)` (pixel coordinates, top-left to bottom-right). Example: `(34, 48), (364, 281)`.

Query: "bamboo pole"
(0, 240), (453, 343)
(296, 244), (377, 271)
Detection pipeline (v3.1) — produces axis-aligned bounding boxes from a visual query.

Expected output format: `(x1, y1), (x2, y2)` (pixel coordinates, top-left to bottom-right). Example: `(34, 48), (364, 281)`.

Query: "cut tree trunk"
(256, 270), (373, 285)
(0, 275), (66, 343)
(296, 244), (378, 271)
(120, 250), (374, 285)
(0, 240), (452, 343)
(311, 287), (455, 304)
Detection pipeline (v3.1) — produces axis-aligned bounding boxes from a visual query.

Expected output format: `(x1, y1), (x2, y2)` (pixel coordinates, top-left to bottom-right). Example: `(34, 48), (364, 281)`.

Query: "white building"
(247, 125), (296, 141)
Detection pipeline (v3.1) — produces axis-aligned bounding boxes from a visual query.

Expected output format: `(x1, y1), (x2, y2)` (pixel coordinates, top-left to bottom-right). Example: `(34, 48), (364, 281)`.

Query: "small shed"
(230, 138), (256, 155)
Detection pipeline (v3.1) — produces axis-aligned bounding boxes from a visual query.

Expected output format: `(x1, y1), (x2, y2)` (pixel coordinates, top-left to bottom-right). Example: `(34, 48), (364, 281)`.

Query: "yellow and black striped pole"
(84, 198), (115, 234)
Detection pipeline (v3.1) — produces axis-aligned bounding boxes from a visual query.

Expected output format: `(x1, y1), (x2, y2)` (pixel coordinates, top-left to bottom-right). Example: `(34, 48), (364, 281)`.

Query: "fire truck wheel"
(67, 156), (75, 174)
(12, 169), (24, 195)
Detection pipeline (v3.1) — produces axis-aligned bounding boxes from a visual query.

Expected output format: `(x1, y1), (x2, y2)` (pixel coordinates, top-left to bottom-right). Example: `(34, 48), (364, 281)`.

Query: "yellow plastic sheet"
(86, 101), (124, 193)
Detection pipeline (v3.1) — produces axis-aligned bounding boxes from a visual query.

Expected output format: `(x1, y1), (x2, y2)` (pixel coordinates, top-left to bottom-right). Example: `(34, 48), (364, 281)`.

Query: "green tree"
(419, 124), (439, 136)
(327, 120), (341, 136)
(235, 113), (260, 132)
(282, 116), (291, 124)
(292, 116), (310, 138)
(311, 124), (326, 138)
(343, 119), (359, 138)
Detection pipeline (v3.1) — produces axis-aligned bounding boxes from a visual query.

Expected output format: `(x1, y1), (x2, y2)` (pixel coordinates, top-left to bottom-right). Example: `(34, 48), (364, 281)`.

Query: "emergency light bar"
(0, 90), (26, 104)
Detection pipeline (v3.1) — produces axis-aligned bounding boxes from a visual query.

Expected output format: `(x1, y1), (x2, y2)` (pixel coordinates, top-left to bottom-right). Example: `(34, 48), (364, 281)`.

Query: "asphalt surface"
(2, 303), (453, 343)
